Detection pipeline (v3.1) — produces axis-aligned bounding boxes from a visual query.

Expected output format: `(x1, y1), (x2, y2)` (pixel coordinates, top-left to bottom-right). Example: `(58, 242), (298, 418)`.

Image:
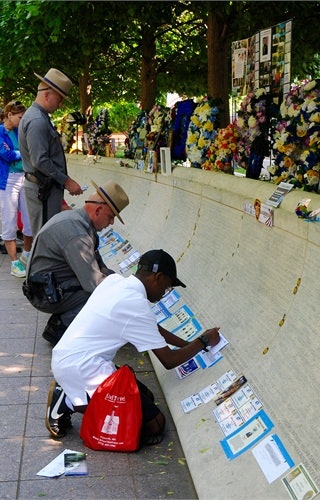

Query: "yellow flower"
(191, 116), (201, 127)
(200, 103), (210, 112)
(310, 112), (320, 122)
(296, 123), (308, 137)
(283, 156), (293, 168)
(204, 121), (214, 131)
(268, 165), (277, 175)
(280, 102), (287, 117)
(237, 117), (244, 128)
(255, 88), (267, 98)
(187, 132), (198, 144)
(248, 116), (257, 128)
(309, 132), (320, 147)
(306, 100), (317, 113)
(288, 105), (300, 118)
(304, 80), (316, 92)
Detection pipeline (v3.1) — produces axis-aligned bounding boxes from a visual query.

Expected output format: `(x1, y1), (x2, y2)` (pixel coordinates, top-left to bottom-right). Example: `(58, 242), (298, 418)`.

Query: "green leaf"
(154, 460), (169, 466)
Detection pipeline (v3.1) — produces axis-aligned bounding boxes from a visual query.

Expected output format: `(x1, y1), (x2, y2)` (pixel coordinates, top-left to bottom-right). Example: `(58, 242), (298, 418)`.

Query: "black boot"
(42, 314), (67, 346)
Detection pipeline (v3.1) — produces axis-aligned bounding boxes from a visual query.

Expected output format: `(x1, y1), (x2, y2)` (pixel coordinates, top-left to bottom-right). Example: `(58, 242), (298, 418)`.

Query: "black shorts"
(136, 379), (161, 424)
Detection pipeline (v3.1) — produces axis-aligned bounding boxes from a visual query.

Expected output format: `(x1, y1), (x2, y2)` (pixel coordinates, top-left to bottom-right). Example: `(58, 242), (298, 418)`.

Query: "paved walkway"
(0, 241), (197, 499)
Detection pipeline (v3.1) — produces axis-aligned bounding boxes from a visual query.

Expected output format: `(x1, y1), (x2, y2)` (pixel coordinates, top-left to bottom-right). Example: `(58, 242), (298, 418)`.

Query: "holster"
(34, 171), (55, 201)
(22, 272), (62, 305)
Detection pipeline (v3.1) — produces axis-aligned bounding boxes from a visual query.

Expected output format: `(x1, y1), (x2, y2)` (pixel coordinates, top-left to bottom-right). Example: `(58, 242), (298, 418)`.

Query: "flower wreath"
(271, 79), (320, 191)
(202, 123), (241, 173)
(186, 97), (221, 168)
(85, 108), (112, 155)
(145, 104), (171, 153)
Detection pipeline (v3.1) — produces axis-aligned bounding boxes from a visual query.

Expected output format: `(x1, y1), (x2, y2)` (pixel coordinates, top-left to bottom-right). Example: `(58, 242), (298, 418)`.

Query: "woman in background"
(0, 101), (32, 277)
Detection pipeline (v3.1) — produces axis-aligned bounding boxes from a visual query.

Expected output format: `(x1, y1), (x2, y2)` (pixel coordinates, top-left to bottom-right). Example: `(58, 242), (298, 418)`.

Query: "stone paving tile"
(0, 438), (23, 481)
(25, 403), (52, 438)
(0, 404), (27, 438)
(18, 476), (137, 499)
(0, 377), (31, 404)
(0, 355), (33, 377)
(0, 481), (18, 499)
(0, 337), (35, 355)
(134, 473), (197, 499)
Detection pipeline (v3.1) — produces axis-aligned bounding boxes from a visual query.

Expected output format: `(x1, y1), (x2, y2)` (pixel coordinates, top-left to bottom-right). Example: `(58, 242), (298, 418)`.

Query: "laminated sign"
(80, 365), (142, 451)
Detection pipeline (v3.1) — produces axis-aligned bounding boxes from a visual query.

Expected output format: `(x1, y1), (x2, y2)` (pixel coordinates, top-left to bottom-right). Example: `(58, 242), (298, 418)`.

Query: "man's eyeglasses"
(12, 101), (22, 106)
(85, 201), (107, 205)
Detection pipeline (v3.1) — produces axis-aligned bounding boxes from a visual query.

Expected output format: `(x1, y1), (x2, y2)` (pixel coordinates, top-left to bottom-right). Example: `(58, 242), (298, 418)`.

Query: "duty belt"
(25, 172), (39, 184)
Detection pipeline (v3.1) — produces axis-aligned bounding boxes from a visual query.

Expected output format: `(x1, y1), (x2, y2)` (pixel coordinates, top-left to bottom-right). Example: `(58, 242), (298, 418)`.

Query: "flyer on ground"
(282, 464), (319, 500)
(220, 409), (274, 460)
(252, 434), (294, 483)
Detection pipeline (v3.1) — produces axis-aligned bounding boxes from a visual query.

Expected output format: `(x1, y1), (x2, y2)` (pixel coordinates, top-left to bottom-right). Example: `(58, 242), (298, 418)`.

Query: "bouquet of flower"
(202, 123), (240, 173)
(186, 97), (221, 168)
(236, 88), (268, 140)
(271, 79), (320, 191)
(59, 115), (76, 153)
(85, 109), (112, 155)
(145, 104), (171, 152)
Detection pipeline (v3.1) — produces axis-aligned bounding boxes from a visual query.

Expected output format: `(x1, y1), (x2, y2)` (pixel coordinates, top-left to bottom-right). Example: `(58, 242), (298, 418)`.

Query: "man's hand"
(65, 177), (83, 196)
(152, 326), (221, 370)
(203, 327), (221, 347)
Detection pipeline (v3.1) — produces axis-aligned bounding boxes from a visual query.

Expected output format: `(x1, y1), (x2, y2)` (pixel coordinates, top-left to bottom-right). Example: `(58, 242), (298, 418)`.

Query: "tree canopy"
(0, 0), (319, 125)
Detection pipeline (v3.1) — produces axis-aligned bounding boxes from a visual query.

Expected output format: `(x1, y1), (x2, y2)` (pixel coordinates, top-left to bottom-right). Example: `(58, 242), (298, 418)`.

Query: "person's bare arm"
(152, 327), (220, 370)
(158, 324), (189, 348)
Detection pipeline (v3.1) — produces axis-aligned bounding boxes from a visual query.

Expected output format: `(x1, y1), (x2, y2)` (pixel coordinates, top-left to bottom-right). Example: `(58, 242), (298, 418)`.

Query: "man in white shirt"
(47, 249), (220, 446)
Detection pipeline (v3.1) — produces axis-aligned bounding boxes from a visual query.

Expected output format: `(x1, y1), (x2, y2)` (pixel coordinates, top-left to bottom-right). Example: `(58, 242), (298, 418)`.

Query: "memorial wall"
(67, 155), (320, 500)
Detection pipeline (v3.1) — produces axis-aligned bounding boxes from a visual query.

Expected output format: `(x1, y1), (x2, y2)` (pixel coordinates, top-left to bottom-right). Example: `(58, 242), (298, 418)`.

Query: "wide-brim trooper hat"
(91, 180), (129, 224)
(34, 68), (73, 101)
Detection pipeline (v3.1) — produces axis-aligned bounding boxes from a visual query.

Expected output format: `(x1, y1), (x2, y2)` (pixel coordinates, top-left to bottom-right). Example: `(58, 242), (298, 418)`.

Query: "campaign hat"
(34, 68), (72, 100)
(91, 180), (129, 224)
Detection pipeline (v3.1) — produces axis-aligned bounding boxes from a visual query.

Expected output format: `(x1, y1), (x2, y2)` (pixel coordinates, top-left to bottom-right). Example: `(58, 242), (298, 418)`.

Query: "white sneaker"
(19, 251), (30, 267)
(10, 260), (26, 278)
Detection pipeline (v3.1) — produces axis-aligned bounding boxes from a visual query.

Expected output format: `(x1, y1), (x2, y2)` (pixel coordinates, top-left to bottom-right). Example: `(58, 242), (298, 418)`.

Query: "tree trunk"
(207, 9), (230, 127)
(79, 70), (92, 123)
(140, 26), (156, 111)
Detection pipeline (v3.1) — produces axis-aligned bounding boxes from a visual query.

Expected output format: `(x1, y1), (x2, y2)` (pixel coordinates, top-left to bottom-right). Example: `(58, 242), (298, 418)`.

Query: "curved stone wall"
(66, 155), (320, 500)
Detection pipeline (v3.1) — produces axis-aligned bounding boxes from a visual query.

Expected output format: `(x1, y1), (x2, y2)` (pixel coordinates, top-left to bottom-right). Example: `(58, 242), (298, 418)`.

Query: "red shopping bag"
(80, 365), (142, 452)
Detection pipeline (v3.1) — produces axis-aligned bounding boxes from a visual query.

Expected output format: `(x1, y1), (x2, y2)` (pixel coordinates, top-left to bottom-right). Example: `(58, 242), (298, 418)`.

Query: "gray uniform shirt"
(18, 102), (68, 187)
(27, 208), (107, 292)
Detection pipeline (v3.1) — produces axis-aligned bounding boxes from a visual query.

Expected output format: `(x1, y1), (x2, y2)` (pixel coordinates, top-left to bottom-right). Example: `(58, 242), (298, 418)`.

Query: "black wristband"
(198, 334), (209, 352)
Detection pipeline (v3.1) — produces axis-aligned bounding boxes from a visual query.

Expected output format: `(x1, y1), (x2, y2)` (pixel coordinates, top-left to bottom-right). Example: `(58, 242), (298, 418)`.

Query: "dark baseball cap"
(137, 249), (186, 288)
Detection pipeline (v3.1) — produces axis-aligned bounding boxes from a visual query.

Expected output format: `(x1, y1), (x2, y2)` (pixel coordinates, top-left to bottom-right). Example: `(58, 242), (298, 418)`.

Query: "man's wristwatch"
(198, 334), (210, 352)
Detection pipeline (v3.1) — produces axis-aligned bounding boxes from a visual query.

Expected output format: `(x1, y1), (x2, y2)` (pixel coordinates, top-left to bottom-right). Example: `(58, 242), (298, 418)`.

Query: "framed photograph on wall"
(260, 28), (271, 62)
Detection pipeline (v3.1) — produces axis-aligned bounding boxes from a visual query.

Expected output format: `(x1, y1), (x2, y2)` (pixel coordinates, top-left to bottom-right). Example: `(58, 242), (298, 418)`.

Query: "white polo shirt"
(52, 274), (167, 406)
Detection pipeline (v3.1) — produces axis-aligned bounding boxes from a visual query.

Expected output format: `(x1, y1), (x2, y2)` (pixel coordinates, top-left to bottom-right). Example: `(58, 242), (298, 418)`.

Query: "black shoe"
(46, 380), (73, 438)
(42, 315), (67, 346)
